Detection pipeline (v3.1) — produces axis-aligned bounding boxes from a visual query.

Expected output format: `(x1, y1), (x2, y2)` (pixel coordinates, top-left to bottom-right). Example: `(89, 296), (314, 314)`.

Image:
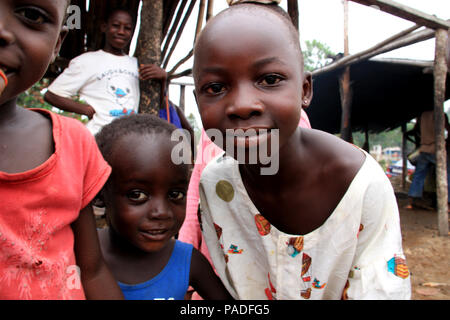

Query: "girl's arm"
(189, 248), (234, 300)
(71, 205), (124, 300)
(44, 91), (95, 119)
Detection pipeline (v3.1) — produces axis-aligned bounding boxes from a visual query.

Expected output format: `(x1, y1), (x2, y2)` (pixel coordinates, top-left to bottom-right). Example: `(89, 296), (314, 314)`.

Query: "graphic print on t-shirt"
(106, 74), (135, 117)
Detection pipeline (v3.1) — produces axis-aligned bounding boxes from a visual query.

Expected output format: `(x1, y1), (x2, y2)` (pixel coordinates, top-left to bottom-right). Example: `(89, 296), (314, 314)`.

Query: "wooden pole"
(433, 28), (449, 237)
(194, 0), (207, 44)
(340, 0), (353, 142)
(162, 0), (197, 69)
(401, 123), (407, 191)
(206, 0), (215, 21)
(287, 0), (299, 31)
(179, 84), (186, 113)
(161, 0), (188, 61)
(135, 0), (163, 115)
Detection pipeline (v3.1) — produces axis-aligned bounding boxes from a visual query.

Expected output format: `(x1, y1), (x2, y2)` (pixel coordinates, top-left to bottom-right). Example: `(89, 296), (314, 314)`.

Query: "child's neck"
(102, 45), (127, 56)
(102, 227), (176, 284)
(0, 98), (23, 125)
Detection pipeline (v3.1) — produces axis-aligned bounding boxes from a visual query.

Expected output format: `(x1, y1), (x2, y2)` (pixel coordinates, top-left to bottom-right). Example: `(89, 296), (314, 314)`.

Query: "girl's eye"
(168, 190), (186, 201)
(204, 83), (226, 95)
(126, 190), (148, 202)
(259, 74), (283, 86)
(16, 7), (49, 25)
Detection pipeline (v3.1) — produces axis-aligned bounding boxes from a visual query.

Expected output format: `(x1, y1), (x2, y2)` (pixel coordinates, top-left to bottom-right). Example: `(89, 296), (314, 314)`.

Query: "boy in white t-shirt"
(45, 7), (167, 135)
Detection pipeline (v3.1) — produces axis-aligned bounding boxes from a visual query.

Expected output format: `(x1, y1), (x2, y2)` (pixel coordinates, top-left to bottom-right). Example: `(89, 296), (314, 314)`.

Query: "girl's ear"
(301, 72), (313, 109)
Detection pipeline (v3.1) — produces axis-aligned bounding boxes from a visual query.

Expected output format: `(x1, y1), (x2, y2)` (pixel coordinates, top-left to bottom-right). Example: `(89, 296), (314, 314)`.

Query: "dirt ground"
(390, 176), (449, 300)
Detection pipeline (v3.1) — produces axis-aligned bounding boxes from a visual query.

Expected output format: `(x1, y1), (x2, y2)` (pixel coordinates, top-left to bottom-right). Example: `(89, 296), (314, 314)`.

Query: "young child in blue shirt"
(95, 114), (233, 300)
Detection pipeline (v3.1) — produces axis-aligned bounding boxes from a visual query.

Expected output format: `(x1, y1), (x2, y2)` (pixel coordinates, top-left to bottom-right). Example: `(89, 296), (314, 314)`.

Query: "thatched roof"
(305, 58), (450, 134)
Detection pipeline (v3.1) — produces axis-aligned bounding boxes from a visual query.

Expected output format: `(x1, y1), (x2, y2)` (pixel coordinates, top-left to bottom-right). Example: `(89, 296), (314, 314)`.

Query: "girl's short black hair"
(95, 114), (177, 164)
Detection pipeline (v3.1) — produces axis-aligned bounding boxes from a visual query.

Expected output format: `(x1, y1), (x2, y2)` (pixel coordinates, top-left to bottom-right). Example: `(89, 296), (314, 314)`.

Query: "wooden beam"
(162, 0), (180, 40)
(313, 26), (433, 76)
(168, 49), (193, 76)
(161, 0), (188, 63)
(162, 0), (197, 69)
(169, 68), (193, 80)
(194, 0), (207, 44)
(349, 0), (450, 30)
(433, 28), (449, 237)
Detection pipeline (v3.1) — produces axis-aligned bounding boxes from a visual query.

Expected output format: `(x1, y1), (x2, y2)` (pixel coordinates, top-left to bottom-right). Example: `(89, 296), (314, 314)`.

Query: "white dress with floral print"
(199, 151), (411, 300)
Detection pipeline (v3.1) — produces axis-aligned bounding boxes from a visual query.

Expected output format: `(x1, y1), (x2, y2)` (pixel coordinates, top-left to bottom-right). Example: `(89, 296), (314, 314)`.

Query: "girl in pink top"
(0, 0), (122, 299)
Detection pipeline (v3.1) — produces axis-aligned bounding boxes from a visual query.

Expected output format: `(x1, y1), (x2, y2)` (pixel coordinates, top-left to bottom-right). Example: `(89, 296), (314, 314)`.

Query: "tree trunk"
(433, 28), (449, 237)
(135, 0), (163, 115)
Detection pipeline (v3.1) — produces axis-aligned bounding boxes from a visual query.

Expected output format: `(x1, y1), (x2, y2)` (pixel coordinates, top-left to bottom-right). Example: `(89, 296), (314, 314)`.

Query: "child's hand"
(139, 64), (167, 81)
(0, 69), (7, 97)
(84, 105), (96, 119)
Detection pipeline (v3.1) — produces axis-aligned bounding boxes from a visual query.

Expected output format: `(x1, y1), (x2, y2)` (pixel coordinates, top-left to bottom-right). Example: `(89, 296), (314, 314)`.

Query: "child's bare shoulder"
(302, 128), (365, 173)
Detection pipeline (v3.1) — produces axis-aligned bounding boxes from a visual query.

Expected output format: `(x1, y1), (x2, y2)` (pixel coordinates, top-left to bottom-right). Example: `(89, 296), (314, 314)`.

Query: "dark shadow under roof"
(305, 58), (450, 134)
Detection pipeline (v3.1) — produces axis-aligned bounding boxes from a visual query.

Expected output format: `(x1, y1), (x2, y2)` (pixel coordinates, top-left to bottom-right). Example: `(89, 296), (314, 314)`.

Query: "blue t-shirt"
(159, 102), (182, 129)
(118, 240), (193, 300)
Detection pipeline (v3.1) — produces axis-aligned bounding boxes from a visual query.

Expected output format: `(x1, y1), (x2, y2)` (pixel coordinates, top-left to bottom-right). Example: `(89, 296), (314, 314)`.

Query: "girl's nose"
(117, 25), (127, 35)
(0, 16), (15, 46)
(147, 197), (172, 220)
(226, 85), (263, 120)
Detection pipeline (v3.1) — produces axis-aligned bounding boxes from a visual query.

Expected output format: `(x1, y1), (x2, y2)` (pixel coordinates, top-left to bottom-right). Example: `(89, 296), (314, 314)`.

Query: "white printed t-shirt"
(199, 151), (411, 300)
(48, 50), (140, 135)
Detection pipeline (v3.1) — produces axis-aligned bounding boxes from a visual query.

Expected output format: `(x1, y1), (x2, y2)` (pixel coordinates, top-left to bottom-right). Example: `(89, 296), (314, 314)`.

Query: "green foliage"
(303, 40), (335, 72)
(17, 79), (87, 123)
(352, 123), (416, 153)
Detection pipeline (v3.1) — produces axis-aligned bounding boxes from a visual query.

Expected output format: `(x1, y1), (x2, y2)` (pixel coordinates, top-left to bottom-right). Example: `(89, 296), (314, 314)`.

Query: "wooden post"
(206, 0), (215, 21)
(401, 123), (407, 191)
(179, 84), (186, 113)
(287, 0), (299, 31)
(433, 28), (449, 237)
(340, 0), (353, 142)
(135, 0), (163, 115)
(194, 0), (206, 44)
(363, 126), (369, 152)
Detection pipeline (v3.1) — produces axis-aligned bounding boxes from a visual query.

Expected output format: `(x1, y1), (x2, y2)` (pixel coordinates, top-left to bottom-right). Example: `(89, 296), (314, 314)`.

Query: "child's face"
(102, 11), (134, 51)
(104, 133), (190, 253)
(0, 0), (68, 105)
(194, 8), (312, 153)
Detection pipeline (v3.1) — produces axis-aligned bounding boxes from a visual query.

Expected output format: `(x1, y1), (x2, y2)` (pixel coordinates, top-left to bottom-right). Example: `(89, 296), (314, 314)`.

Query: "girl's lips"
(0, 65), (17, 79)
(139, 229), (170, 241)
(228, 129), (272, 149)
